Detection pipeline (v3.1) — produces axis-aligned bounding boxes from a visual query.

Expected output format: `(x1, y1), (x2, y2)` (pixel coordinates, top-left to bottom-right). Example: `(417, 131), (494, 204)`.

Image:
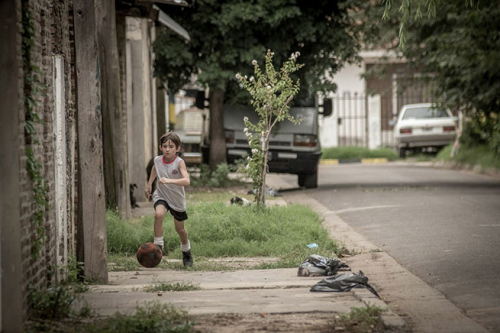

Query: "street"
(277, 163), (500, 332)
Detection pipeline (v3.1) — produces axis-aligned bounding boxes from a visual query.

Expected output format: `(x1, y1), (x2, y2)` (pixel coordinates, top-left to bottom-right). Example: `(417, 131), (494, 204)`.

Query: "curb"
(270, 190), (408, 331)
(320, 158), (388, 165)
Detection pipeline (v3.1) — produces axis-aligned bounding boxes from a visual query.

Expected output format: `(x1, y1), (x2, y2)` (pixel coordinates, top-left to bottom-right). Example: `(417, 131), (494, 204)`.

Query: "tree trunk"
(73, 0), (108, 283)
(258, 131), (269, 206)
(96, 2), (130, 218)
(209, 87), (227, 171)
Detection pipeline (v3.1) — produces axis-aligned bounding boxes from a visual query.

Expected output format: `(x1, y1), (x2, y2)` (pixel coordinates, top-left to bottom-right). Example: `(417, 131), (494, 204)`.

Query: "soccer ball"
(136, 242), (162, 268)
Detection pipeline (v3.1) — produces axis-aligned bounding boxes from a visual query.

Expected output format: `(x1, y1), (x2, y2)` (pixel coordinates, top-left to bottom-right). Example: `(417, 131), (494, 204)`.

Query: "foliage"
(189, 163), (243, 188)
(376, 0), (500, 155)
(236, 50), (302, 205)
(153, 0), (364, 167)
(22, 0), (49, 259)
(29, 285), (91, 321)
(335, 305), (387, 333)
(321, 147), (398, 161)
(154, 0), (362, 97)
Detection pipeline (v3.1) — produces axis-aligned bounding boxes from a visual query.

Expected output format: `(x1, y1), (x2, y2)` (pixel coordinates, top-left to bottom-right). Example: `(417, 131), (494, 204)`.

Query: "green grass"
(143, 282), (200, 292)
(437, 144), (500, 171)
(322, 146), (398, 161)
(107, 200), (340, 270)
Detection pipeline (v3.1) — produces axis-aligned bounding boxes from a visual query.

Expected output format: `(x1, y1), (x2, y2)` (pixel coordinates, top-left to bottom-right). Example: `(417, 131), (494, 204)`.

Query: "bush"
(190, 163), (242, 188)
(29, 285), (90, 321)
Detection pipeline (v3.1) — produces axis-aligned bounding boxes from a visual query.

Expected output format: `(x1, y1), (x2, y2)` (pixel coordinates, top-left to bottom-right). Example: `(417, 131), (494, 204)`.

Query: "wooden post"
(73, 0), (108, 283)
(96, 1), (131, 218)
(0, 0), (25, 329)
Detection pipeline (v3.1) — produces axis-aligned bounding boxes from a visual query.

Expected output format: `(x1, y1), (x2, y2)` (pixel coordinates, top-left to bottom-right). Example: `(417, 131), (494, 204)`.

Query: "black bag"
(310, 270), (379, 298)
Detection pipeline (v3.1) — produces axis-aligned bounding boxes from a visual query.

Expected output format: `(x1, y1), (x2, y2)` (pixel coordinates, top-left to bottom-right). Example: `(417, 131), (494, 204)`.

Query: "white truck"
(201, 100), (332, 188)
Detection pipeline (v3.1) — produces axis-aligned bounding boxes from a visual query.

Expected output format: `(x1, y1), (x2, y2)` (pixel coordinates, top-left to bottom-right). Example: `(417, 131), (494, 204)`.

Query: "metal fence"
(329, 88), (435, 148)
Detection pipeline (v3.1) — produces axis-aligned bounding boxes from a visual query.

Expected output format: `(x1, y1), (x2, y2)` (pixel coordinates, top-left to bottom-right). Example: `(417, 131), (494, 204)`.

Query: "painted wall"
(126, 17), (156, 196)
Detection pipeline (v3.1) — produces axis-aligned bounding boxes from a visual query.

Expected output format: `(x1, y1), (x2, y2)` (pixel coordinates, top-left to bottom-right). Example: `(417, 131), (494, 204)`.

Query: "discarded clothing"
(310, 270), (379, 298)
(297, 254), (350, 277)
(230, 196), (252, 206)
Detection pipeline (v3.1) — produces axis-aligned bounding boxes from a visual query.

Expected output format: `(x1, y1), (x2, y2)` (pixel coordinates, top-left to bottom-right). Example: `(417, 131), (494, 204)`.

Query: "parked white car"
(393, 103), (457, 158)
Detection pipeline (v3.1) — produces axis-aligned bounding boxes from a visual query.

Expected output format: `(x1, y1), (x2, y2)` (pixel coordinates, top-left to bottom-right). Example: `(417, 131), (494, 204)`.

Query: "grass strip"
(107, 200), (341, 270)
(322, 146), (398, 161)
(437, 144), (500, 171)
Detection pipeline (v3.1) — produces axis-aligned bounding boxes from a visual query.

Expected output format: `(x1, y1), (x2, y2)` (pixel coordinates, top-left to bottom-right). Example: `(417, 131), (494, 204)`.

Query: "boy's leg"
(174, 219), (193, 267)
(154, 204), (167, 249)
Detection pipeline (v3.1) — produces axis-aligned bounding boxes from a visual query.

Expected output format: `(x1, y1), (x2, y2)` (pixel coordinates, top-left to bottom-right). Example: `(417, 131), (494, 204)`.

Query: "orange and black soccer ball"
(136, 242), (162, 268)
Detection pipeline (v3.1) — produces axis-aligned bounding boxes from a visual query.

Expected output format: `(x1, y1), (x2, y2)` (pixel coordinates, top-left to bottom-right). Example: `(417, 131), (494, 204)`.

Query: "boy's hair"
(159, 132), (181, 147)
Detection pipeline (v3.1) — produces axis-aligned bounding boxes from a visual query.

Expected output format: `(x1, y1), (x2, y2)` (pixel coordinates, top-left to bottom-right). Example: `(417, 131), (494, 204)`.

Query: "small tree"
(236, 50), (303, 206)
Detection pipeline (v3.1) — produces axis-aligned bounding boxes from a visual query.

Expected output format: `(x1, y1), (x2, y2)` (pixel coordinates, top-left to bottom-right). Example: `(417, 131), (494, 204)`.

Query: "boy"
(145, 132), (193, 267)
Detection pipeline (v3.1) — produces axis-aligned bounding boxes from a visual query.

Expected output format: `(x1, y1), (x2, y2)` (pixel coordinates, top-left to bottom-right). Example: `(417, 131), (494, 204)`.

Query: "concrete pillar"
(368, 94), (382, 149)
(126, 17), (155, 195)
(0, 0), (25, 330)
(52, 56), (68, 281)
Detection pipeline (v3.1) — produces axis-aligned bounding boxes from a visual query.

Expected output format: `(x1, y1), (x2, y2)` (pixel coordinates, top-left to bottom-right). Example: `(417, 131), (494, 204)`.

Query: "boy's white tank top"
(152, 155), (186, 212)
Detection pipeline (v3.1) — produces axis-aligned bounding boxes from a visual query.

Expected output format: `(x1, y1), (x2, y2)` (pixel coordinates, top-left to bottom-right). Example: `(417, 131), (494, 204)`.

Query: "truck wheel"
(201, 146), (210, 165)
(398, 147), (406, 158)
(303, 171), (318, 189)
(298, 174), (306, 187)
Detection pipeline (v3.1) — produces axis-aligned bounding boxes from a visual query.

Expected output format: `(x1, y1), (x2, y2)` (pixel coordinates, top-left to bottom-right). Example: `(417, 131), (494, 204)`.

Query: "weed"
(334, 305), (387, 333)
(143, 282), (201, 292)
(28, 285), (91, 321)
(86, 302), (193, 333)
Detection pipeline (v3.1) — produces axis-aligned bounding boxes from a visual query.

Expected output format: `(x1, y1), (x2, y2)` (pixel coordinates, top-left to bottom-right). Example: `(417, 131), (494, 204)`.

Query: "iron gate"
(333, 94), (369, 147)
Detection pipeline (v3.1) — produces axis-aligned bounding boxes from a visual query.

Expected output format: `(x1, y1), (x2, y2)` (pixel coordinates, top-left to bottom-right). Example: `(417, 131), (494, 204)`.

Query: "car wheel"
(303, 171), (318, 189)
(398, 147), (406, 158)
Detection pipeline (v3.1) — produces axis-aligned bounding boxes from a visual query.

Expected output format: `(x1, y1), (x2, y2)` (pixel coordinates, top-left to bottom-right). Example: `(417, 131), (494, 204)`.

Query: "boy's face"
(159, 139), (180, 160)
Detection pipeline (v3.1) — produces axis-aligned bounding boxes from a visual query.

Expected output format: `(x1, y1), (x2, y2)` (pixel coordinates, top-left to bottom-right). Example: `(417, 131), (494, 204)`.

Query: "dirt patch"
(191, 312), (340, 333)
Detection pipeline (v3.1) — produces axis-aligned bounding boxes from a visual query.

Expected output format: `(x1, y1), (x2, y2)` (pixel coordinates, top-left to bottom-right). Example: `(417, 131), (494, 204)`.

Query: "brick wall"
(18, 0), (77, 318)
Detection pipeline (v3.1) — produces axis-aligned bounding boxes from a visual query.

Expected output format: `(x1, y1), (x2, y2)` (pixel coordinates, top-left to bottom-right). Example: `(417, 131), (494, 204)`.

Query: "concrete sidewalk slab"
(91, 268), (326, 293)
(81, 287), (363, 317)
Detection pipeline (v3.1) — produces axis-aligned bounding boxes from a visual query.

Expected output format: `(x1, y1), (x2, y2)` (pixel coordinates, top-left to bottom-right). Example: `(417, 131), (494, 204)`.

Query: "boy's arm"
(158, 159), (190, 187)
(145, 165), (157, 199)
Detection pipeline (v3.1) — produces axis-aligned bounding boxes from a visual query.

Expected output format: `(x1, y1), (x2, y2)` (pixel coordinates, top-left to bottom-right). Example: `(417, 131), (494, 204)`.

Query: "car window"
(402, 107), (449, 120)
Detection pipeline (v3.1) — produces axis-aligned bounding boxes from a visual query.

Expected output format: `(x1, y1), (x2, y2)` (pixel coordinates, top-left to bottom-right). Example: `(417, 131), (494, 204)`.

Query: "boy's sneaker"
(182, 250), (193, 267)
(155, 244), (164, 254)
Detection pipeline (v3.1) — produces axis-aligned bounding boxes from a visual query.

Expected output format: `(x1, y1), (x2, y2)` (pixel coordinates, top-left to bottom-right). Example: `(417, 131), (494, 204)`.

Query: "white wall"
(320, 62), (366, 148)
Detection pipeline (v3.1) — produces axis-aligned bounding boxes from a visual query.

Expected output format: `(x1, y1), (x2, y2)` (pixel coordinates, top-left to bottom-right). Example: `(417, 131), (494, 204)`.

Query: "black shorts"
(154, 200), (188, 221)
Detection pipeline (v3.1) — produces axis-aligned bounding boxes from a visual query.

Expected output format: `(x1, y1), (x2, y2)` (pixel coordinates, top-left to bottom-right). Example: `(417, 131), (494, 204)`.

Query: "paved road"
(277, 163), (500, 332)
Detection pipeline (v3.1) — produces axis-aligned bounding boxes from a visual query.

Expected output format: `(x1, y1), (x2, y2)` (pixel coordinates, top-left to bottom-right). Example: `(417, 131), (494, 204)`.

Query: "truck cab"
(202, 100), (332, 188)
